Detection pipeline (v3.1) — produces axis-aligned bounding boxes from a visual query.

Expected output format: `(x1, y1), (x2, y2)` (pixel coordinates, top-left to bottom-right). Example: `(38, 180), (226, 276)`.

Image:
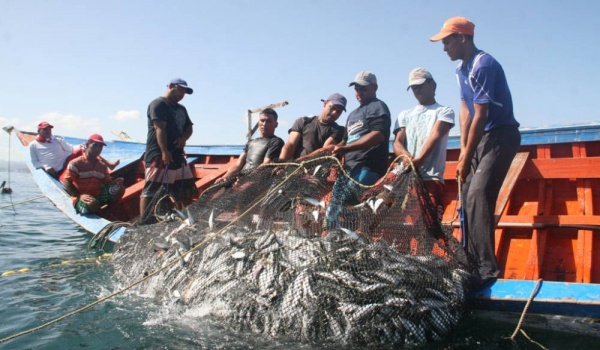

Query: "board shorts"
(141, 158), (197, 202)
(74, 183), (120, 214)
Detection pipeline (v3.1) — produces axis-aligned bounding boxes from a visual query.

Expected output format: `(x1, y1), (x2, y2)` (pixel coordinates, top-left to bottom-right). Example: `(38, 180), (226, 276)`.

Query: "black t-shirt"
(288, 116), (345, 159)
(242, 135), (284, 172)
(144, 97), (193, 165)
(344, 98), (391, 176)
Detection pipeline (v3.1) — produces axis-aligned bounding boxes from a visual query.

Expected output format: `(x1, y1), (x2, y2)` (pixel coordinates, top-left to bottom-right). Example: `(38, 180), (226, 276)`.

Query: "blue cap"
(169, 78), (193, 94)
(321, 93), (347, 111)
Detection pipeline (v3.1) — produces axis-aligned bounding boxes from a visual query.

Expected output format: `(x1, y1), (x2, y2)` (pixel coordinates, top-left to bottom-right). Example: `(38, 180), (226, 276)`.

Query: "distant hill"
(0, 160), (29, 172)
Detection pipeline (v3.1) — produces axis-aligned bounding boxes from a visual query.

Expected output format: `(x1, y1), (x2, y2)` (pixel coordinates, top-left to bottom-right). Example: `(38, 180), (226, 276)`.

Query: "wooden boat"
(12, 121), (600, 319)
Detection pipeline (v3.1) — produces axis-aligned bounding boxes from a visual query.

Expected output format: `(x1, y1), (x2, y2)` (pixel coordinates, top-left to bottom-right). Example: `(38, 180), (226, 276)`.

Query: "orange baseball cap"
(429, 16), (475, 42)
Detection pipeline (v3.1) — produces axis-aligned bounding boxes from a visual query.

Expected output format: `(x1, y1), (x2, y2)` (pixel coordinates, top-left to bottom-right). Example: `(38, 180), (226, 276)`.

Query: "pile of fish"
(113, 214), (470, 346)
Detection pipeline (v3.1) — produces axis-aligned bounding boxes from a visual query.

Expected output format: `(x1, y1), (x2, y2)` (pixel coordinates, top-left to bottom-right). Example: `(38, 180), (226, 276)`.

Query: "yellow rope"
(0, 195), (45, 209)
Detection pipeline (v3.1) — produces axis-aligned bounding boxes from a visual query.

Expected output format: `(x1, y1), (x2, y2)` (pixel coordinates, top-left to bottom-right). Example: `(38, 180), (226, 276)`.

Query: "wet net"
(112, 155), (475, 346)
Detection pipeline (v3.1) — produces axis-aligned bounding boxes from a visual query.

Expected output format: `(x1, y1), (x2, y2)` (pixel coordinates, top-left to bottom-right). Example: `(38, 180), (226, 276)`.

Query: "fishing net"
(112, 154), (475, 346)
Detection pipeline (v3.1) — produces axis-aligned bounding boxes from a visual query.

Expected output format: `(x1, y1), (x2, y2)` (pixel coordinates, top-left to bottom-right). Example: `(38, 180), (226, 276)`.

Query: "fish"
(312, 165), (322, 177)
(231, 251), (246, 260)
(367, 197), (384, 213)
(208, 209), (214, 230)
(185, 207), (195, 226)
(302, 197), (325, 208)
(339, 227), (361, 242)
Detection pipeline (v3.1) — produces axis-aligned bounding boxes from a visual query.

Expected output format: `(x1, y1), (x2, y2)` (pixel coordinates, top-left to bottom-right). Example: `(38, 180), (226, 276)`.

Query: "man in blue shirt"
(430, 17), (521, 289)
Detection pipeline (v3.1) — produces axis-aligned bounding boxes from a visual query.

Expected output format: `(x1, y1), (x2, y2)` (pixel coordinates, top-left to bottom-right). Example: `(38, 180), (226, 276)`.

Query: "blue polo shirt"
(457, 50), (520, 132)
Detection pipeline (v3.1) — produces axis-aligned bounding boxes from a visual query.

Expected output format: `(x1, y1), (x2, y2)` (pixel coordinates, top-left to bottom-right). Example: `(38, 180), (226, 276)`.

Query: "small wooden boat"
(12, 121), (600, 319)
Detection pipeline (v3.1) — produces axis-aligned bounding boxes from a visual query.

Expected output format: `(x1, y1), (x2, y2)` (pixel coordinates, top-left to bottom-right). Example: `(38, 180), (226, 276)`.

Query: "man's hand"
(162, 150), (173, 165)
(45, 168), (58, 177)
(456, 153), (471, 183)
(79, 194), (96, 205)
(332, 145), (346, 157)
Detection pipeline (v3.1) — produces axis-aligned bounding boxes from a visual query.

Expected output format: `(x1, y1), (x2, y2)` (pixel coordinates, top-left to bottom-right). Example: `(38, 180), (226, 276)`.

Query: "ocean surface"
(1, 171), (599, 350)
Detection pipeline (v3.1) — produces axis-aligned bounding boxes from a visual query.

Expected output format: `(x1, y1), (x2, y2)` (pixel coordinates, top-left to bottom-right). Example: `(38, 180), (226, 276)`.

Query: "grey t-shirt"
(393, 103), (455, 183)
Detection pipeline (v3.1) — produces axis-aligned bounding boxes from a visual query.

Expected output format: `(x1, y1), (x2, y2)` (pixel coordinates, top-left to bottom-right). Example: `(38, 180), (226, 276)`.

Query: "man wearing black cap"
(140, 78), (196, 223)
(279, 93), (347, 162)
(62, 134), (124, 215)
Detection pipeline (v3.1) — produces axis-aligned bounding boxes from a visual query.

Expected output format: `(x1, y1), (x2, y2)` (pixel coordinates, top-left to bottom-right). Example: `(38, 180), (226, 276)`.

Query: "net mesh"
(112, 155), (475, 346)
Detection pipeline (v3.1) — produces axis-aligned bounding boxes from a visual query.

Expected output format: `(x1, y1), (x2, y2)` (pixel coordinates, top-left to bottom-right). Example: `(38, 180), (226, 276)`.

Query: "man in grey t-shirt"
(393, 67), (455, 215)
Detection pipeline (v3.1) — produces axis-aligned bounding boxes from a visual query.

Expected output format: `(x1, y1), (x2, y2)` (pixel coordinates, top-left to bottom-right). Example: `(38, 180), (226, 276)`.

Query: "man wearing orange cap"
(62, 134), (124, 215)
(431, 17), (521, 289)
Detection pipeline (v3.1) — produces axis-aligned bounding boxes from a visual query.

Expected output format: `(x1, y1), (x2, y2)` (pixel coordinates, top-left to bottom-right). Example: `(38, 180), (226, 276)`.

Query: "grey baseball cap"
(349, 70), (377, 87)
(407, 67), (433, 90)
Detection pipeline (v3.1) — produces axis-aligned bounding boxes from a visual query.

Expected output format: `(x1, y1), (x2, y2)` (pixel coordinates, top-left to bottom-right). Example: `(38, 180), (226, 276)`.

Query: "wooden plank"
(495, 152), (529, 225)
(449, 215), (600, 227)
(444, 157), (600, 180)
(526, 180), (552, 279)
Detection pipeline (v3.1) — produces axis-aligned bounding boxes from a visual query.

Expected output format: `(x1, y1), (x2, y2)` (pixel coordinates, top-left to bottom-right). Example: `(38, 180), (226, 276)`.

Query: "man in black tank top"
(216, 108), (284, 183)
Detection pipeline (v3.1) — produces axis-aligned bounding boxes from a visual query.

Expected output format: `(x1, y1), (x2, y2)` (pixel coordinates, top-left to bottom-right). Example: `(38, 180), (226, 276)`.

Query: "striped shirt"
(63, 154), (112, 197)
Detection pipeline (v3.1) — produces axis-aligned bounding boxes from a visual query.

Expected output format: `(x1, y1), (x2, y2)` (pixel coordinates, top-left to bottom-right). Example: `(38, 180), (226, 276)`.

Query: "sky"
(1, 0), (599, 161)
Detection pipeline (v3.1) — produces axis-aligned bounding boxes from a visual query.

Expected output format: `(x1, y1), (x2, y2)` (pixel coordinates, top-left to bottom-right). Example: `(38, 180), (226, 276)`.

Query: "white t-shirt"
(29, 136), (76, 172)
(393, 103), (455, 183)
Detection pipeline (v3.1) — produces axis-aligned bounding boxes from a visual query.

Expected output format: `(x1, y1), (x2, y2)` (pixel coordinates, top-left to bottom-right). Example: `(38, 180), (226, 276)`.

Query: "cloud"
(14, 112), (104, 139)
(110, 110), (140, 121)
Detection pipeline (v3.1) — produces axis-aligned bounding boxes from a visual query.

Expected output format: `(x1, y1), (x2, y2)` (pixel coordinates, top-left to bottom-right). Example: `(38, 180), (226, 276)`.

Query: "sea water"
(0, 171), (599, 350)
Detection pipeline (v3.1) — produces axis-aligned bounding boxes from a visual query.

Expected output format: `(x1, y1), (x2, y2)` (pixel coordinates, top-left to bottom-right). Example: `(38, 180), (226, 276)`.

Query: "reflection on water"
(0, 171), (599, 349)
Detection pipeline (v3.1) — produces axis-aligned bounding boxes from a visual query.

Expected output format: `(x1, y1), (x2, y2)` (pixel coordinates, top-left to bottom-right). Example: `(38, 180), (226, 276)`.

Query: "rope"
(509, 279), (544, 341)
(0, 195), (45, 209)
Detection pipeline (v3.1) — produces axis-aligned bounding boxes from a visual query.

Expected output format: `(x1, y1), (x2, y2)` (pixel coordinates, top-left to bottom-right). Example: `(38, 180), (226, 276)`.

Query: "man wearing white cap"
(279, 93), (347, 162)
(140, 78), (196, 224)
(393, 67), (455, 217)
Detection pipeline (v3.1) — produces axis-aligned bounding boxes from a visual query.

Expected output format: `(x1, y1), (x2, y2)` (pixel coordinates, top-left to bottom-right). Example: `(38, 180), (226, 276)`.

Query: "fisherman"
(279, 93), (347, 162)
(430, 17), (521, 289)
(139, 78), (197, 224)
(29, 121), (119, 180)
(216, 108), (284, 184)
(393, 67), (455, 218)
(325, 71), (391, 229)
(62, 134), (125, 215)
